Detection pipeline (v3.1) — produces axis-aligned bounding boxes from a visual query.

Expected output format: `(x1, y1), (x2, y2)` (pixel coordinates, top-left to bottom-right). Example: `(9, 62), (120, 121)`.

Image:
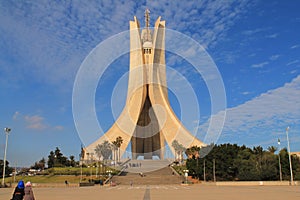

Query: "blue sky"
(0, 0), (299, 167)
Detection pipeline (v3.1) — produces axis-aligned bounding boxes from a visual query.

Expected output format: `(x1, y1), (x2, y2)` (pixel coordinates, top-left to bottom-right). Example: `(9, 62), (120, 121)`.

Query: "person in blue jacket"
(11, 180), (25, 200)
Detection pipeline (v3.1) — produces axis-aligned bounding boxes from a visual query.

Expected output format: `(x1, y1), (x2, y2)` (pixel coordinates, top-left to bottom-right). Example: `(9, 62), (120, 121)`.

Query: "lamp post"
(13, 164), (16, 183)
(183, 169), (189, 184)
(96, 163), (98, 178)
(213, 159), (216, 182)
(106, 170), (112, 186)
(80, 159), (83, 183)
(88, 165), (93, 178)
(2, 127), (11, 187)
(277, 138), (282, 182)
(203, 159), (206, 182)
(92, 166), (95, 178)
(286, 127), (294, 185)
(106, 170), (112, 178)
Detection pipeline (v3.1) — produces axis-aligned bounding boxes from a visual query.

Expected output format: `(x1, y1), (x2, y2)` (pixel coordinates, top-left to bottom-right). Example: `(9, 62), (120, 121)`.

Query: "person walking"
(24, 181), (35, 200)
(11, 180), (25, 200)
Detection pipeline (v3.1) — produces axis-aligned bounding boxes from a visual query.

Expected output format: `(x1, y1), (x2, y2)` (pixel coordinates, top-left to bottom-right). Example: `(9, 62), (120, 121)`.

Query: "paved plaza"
(1, 185), (299, 200)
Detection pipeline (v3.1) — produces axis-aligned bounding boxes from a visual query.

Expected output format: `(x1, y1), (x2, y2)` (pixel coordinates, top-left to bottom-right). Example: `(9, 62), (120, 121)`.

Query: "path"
(1, 185), (299, 200)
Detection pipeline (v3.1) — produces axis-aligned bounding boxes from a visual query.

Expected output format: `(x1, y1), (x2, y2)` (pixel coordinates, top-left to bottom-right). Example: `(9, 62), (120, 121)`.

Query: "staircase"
(111, 160), (183, 185)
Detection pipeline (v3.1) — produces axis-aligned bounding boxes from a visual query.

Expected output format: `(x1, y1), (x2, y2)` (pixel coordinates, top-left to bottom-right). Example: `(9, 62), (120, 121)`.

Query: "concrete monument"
(84, 9), (205, 160)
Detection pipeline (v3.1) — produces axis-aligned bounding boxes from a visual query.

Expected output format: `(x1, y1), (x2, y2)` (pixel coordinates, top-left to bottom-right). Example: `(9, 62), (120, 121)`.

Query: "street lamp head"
(4, 127), (11, 133)
(286, 126), (290, 131)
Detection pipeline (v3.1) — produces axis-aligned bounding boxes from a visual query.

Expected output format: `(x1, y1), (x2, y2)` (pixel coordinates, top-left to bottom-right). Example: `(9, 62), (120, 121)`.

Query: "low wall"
(212, 181), (298, 186)
(31, 183), (79, 188)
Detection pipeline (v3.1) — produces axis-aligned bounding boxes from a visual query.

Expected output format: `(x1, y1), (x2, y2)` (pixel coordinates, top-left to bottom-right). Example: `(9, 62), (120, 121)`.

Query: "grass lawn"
(4, 166), (115, 184)
(5, 174), (109, 185)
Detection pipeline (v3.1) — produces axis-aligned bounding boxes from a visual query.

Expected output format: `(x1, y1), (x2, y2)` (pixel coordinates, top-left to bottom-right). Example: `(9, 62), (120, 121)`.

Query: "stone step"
(111, 161), (184, 185)
(122, 159), (173, 173)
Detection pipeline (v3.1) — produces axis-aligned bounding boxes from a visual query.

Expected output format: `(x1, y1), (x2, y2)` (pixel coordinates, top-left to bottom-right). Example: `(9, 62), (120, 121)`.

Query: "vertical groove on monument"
(131, 84), (163, 159)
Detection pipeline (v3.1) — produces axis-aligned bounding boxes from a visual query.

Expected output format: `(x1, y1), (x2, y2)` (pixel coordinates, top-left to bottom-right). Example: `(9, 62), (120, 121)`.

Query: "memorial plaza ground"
(1, 184), (299, 200)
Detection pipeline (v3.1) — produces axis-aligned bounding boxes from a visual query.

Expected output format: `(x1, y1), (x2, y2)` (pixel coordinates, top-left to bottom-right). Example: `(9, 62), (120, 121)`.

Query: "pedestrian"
(11, 180), (25, 200)
(24, 181), (35, 200)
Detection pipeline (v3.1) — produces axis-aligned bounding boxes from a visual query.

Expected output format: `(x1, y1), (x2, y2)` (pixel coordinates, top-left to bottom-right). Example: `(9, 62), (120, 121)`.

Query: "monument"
(83, 9), (205, 161)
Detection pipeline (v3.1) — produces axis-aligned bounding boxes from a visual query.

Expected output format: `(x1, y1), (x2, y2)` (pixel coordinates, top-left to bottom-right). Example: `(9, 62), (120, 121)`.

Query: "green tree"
(279, 148), (290, 180)
(39, 158), (46, 170)
(186, 157), (201, 179)
(292, 154), (300, 180)
(53, 147), (68, 166)
(47, 151), (55, 168)
(234, 148), (260, 180)
(0, 159), (13, 178)
(32, 158), (46, 170)
(68, 155), (76, 167)
(279, 148), (300, 181)
(213, 144), (239, 180)
(184, 143), (300, 182)
(47, 147), (69, 168)
(260, 152), (278, 180)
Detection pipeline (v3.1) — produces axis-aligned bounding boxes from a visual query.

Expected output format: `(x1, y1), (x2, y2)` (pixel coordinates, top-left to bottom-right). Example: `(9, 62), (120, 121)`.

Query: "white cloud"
(150, 0), (253, 48)
(290, 70), (298, 74)
(0, 0), (252, 88)
(251, 61), (269, 68)
(242, 28), (265, 36)
(241, 91), (251, 95)
(13, 111), (20, 120)
(269, 54), (280, 61)
(290, 45), (299, 49)
(54, 125), (64, 131)
(247, 53), (256, 57)
(24, 115), (48, 130)
(286, 60), (299, 66)
(0, 1), (135, 87)
(19, 113), (63, 131)
(266, 33), (279, 38)
(198, 75), (300, 144)
(11, 111), (49, 130)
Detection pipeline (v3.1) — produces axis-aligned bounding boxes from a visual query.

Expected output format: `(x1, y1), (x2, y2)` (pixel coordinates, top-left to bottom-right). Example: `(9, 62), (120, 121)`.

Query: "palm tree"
(112, 136), (123, 163)
(116, 136), (123, 162)
(112, 141), (118, 164)
(185, 146), (200, 158)
(267, 146), (278, 154)
(178, 143), (186, 162)
(253, 146), (264, 172)
(172, 140), (180, 161)
(94, 140), (113, 164)
(253, 146), (263, 155)
(172, 140), (186, 162)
